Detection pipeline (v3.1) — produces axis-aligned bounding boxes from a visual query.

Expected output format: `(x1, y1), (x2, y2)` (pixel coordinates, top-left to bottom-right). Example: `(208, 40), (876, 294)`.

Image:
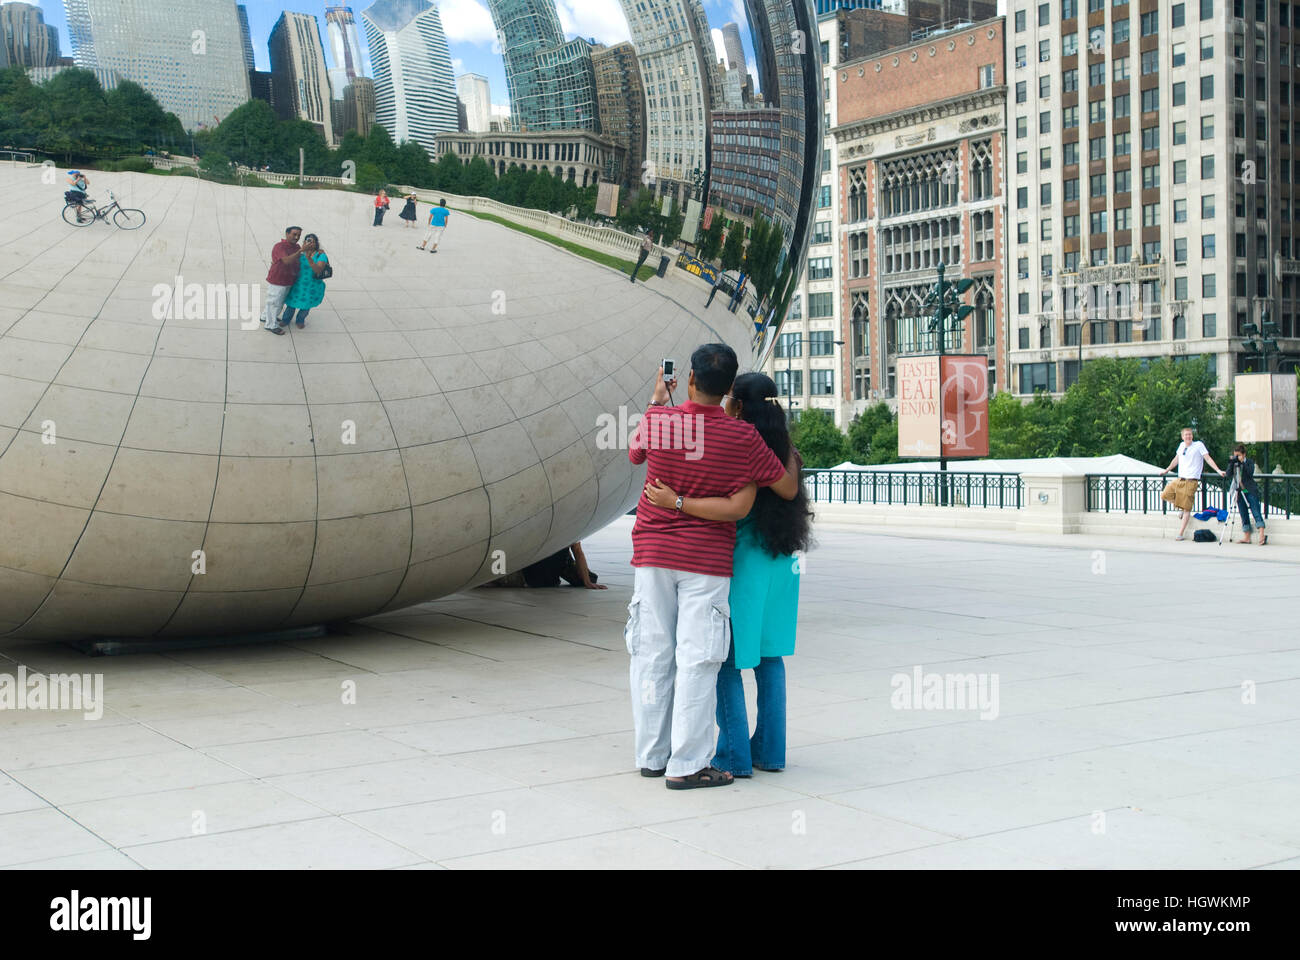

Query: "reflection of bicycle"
(62, 190), (146, 229)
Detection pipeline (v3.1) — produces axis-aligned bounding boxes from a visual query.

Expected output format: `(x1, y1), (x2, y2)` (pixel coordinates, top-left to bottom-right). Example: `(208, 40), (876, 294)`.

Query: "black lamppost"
(922, 262), (975, 504)
(1242, 303), (1280, 474)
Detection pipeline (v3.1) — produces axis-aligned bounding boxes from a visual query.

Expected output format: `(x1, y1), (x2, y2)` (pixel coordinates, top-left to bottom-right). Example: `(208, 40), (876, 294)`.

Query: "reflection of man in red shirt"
(262, 227), (302, 335)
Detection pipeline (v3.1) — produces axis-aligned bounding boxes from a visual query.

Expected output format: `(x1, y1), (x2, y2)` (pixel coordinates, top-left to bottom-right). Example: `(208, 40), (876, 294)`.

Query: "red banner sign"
(940, 356), (990, 458)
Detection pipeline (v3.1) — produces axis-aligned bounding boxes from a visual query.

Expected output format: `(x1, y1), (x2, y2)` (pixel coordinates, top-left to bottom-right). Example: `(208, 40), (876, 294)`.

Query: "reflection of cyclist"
(66, 170), (89, 205)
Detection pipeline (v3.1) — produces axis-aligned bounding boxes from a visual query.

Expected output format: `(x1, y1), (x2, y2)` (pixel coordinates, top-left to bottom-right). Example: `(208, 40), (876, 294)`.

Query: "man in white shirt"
(1159, 427), (1225, 540)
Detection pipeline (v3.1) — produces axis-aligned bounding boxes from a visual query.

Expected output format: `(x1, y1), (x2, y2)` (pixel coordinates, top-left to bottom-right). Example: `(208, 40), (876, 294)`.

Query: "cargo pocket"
(707, 602), (731, 662)
(624, 598), (642, 656)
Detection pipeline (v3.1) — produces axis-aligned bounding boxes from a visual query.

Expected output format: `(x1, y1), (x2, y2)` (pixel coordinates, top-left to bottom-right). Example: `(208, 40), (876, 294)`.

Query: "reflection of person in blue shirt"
(66, 170), (89, 204)
(417, 199), (451, 252)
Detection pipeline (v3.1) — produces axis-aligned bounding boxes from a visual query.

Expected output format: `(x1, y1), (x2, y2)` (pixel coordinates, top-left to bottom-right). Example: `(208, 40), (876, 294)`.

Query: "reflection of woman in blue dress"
(643, 372), (813, 776)
(279, 234), (329, 329)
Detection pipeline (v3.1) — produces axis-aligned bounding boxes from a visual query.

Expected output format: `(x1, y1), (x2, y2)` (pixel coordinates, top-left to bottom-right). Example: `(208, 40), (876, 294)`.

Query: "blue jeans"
(1238, 490), (1266, 532)
(279, 307), (311, 326)
(713, 645), (786, 775)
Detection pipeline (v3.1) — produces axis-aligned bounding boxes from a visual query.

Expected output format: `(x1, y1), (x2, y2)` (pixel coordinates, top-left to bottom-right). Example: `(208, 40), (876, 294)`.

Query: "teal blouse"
(728, 515), (800, 669)
(285, 252), (328, 310)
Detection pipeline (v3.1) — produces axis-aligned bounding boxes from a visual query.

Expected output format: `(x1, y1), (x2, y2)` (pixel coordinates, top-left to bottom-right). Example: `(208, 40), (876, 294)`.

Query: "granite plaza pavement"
(2, 516), (1299, 870)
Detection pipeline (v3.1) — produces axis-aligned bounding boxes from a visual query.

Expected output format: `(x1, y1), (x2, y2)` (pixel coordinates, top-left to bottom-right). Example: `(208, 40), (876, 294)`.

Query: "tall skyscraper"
(488, 0), (562, 129)
(619, 0), (721, 204)
(457, 73), (492, 133)
(1005, 0), (1296, 393)
(63, 0), (250, 130)
(719, 21), (753, 103)
(3, 2), (61, 68)
(360, 0), (458, 159)
(340, 77), (376, 137)
(720, 22), (746, 75)
(487, 0), (600, 132)
(591, 42), (645, 191)
(742, 0), (818, 267)
(325, 6), (367, 99)
(237, 4), (255, 71)
(269, 11), (335, 146)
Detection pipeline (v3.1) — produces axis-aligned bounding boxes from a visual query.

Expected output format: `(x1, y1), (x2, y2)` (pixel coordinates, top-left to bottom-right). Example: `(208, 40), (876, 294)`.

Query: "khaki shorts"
(1161, 478), (1199, 512)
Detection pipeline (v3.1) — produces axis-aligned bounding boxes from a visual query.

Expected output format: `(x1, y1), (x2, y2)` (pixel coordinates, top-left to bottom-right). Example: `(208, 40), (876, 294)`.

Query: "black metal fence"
(806, 470), (1024, 508)
(1085, 473), (1300, 519)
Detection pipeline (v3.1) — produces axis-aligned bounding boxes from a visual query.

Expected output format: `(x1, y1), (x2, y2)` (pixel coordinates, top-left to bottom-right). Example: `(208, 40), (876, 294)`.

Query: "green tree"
(198, 148), (234, 182)
(211, 98), (278, 167)
(866, 419), (901, 464)
(524, 168), (555, 209)
(720, 219), (746, 272)
(698, 209), (724, 261)
(745, 214), (784, 308)
(574, 183), (597, 221)
(352, 160), (388, 192)
(492, 164), (526, 205)
(789, 409), (849, 468)
(462, 155), (495, 196)
(394, 138), (433, 187)
(846, 403), (895, 463)
(432, 150), (463, 192)
(364, 124), (399, 173)
(987, 391), (1059, 459)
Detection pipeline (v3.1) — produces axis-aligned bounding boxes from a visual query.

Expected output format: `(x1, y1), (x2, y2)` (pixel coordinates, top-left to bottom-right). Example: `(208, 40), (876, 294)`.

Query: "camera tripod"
(1219, 474), (1241, 547)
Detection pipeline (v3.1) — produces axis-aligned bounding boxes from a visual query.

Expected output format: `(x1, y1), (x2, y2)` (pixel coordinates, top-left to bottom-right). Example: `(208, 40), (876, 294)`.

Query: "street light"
(1241, 302), (1281, 473)
(1241, 306), (1279, 372)
(924, 262), (975, 504)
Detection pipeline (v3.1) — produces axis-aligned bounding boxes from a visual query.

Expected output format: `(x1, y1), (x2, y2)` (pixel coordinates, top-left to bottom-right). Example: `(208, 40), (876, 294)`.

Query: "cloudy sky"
(26, 0), (760, 113)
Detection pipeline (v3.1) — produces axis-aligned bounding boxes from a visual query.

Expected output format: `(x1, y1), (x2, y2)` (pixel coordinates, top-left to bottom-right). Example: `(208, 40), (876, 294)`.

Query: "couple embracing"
(626, 343), (813, 789)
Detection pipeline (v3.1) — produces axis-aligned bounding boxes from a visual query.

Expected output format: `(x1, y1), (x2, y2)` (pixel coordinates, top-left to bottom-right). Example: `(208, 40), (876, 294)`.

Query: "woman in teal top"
(643, 372), (812, 776)
(279, 234), (329, 329)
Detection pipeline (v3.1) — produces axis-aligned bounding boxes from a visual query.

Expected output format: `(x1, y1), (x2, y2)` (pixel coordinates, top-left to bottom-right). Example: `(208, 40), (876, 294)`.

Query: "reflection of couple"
(626, 345), (812, 789)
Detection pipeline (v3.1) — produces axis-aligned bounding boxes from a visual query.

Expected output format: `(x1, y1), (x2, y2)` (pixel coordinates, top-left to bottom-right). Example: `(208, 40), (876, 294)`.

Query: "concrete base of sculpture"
(0, 168), (754, 642)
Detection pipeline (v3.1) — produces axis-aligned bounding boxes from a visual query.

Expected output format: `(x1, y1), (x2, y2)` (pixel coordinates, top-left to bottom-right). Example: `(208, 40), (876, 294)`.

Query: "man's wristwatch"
(674, 496), (684, 511)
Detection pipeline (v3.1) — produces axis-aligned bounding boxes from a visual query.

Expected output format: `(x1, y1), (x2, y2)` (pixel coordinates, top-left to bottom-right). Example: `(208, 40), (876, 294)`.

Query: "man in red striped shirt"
(625, 344), (798, 788)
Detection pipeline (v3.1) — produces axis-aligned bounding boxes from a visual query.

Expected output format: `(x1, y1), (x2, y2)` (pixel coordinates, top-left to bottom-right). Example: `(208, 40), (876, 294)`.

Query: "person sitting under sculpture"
(481, 542), (605, 589)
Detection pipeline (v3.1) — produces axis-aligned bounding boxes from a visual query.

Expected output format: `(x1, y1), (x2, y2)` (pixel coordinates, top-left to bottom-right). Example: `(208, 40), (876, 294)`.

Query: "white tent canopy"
(821, 455), (1162, 475)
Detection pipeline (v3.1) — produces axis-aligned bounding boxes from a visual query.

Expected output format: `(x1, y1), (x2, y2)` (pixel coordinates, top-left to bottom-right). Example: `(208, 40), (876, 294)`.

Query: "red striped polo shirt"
(629, 401), (786, 577)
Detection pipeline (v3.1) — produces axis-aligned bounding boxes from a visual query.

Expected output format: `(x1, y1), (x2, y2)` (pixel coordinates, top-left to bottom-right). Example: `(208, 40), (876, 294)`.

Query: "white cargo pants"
(262, 283), (292, 329)
(625, 565), (731, 777)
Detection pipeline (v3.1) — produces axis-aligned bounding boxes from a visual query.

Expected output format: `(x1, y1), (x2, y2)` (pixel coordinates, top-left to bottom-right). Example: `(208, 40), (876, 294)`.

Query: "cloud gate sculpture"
(0, 0), (820, 642)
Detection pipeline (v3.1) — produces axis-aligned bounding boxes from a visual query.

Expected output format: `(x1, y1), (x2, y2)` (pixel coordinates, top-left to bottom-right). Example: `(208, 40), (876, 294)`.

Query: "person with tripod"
(1227, 444), (1268, 545)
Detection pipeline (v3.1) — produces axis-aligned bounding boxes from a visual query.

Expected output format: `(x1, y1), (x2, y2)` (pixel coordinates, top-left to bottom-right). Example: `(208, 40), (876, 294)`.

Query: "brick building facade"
(832, 17), (1009, 406)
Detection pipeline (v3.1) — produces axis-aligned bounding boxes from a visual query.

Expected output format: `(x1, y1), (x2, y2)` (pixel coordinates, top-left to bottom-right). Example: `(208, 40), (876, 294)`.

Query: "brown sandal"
(666, 766), (734, 790)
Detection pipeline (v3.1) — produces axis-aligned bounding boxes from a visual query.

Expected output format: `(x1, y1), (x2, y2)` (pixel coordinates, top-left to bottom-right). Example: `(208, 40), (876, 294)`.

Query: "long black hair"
(731, 372), (813, 558)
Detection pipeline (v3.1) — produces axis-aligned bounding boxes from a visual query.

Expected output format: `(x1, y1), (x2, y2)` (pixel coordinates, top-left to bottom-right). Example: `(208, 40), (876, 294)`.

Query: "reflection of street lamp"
(781, 334), (845, 418)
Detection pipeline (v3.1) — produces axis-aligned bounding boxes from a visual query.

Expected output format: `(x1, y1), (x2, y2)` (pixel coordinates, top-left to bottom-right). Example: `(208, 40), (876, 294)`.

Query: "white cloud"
(439, 0), (498, 45)
(554, 0), (630, 45)
(451, 57), (465, 74)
